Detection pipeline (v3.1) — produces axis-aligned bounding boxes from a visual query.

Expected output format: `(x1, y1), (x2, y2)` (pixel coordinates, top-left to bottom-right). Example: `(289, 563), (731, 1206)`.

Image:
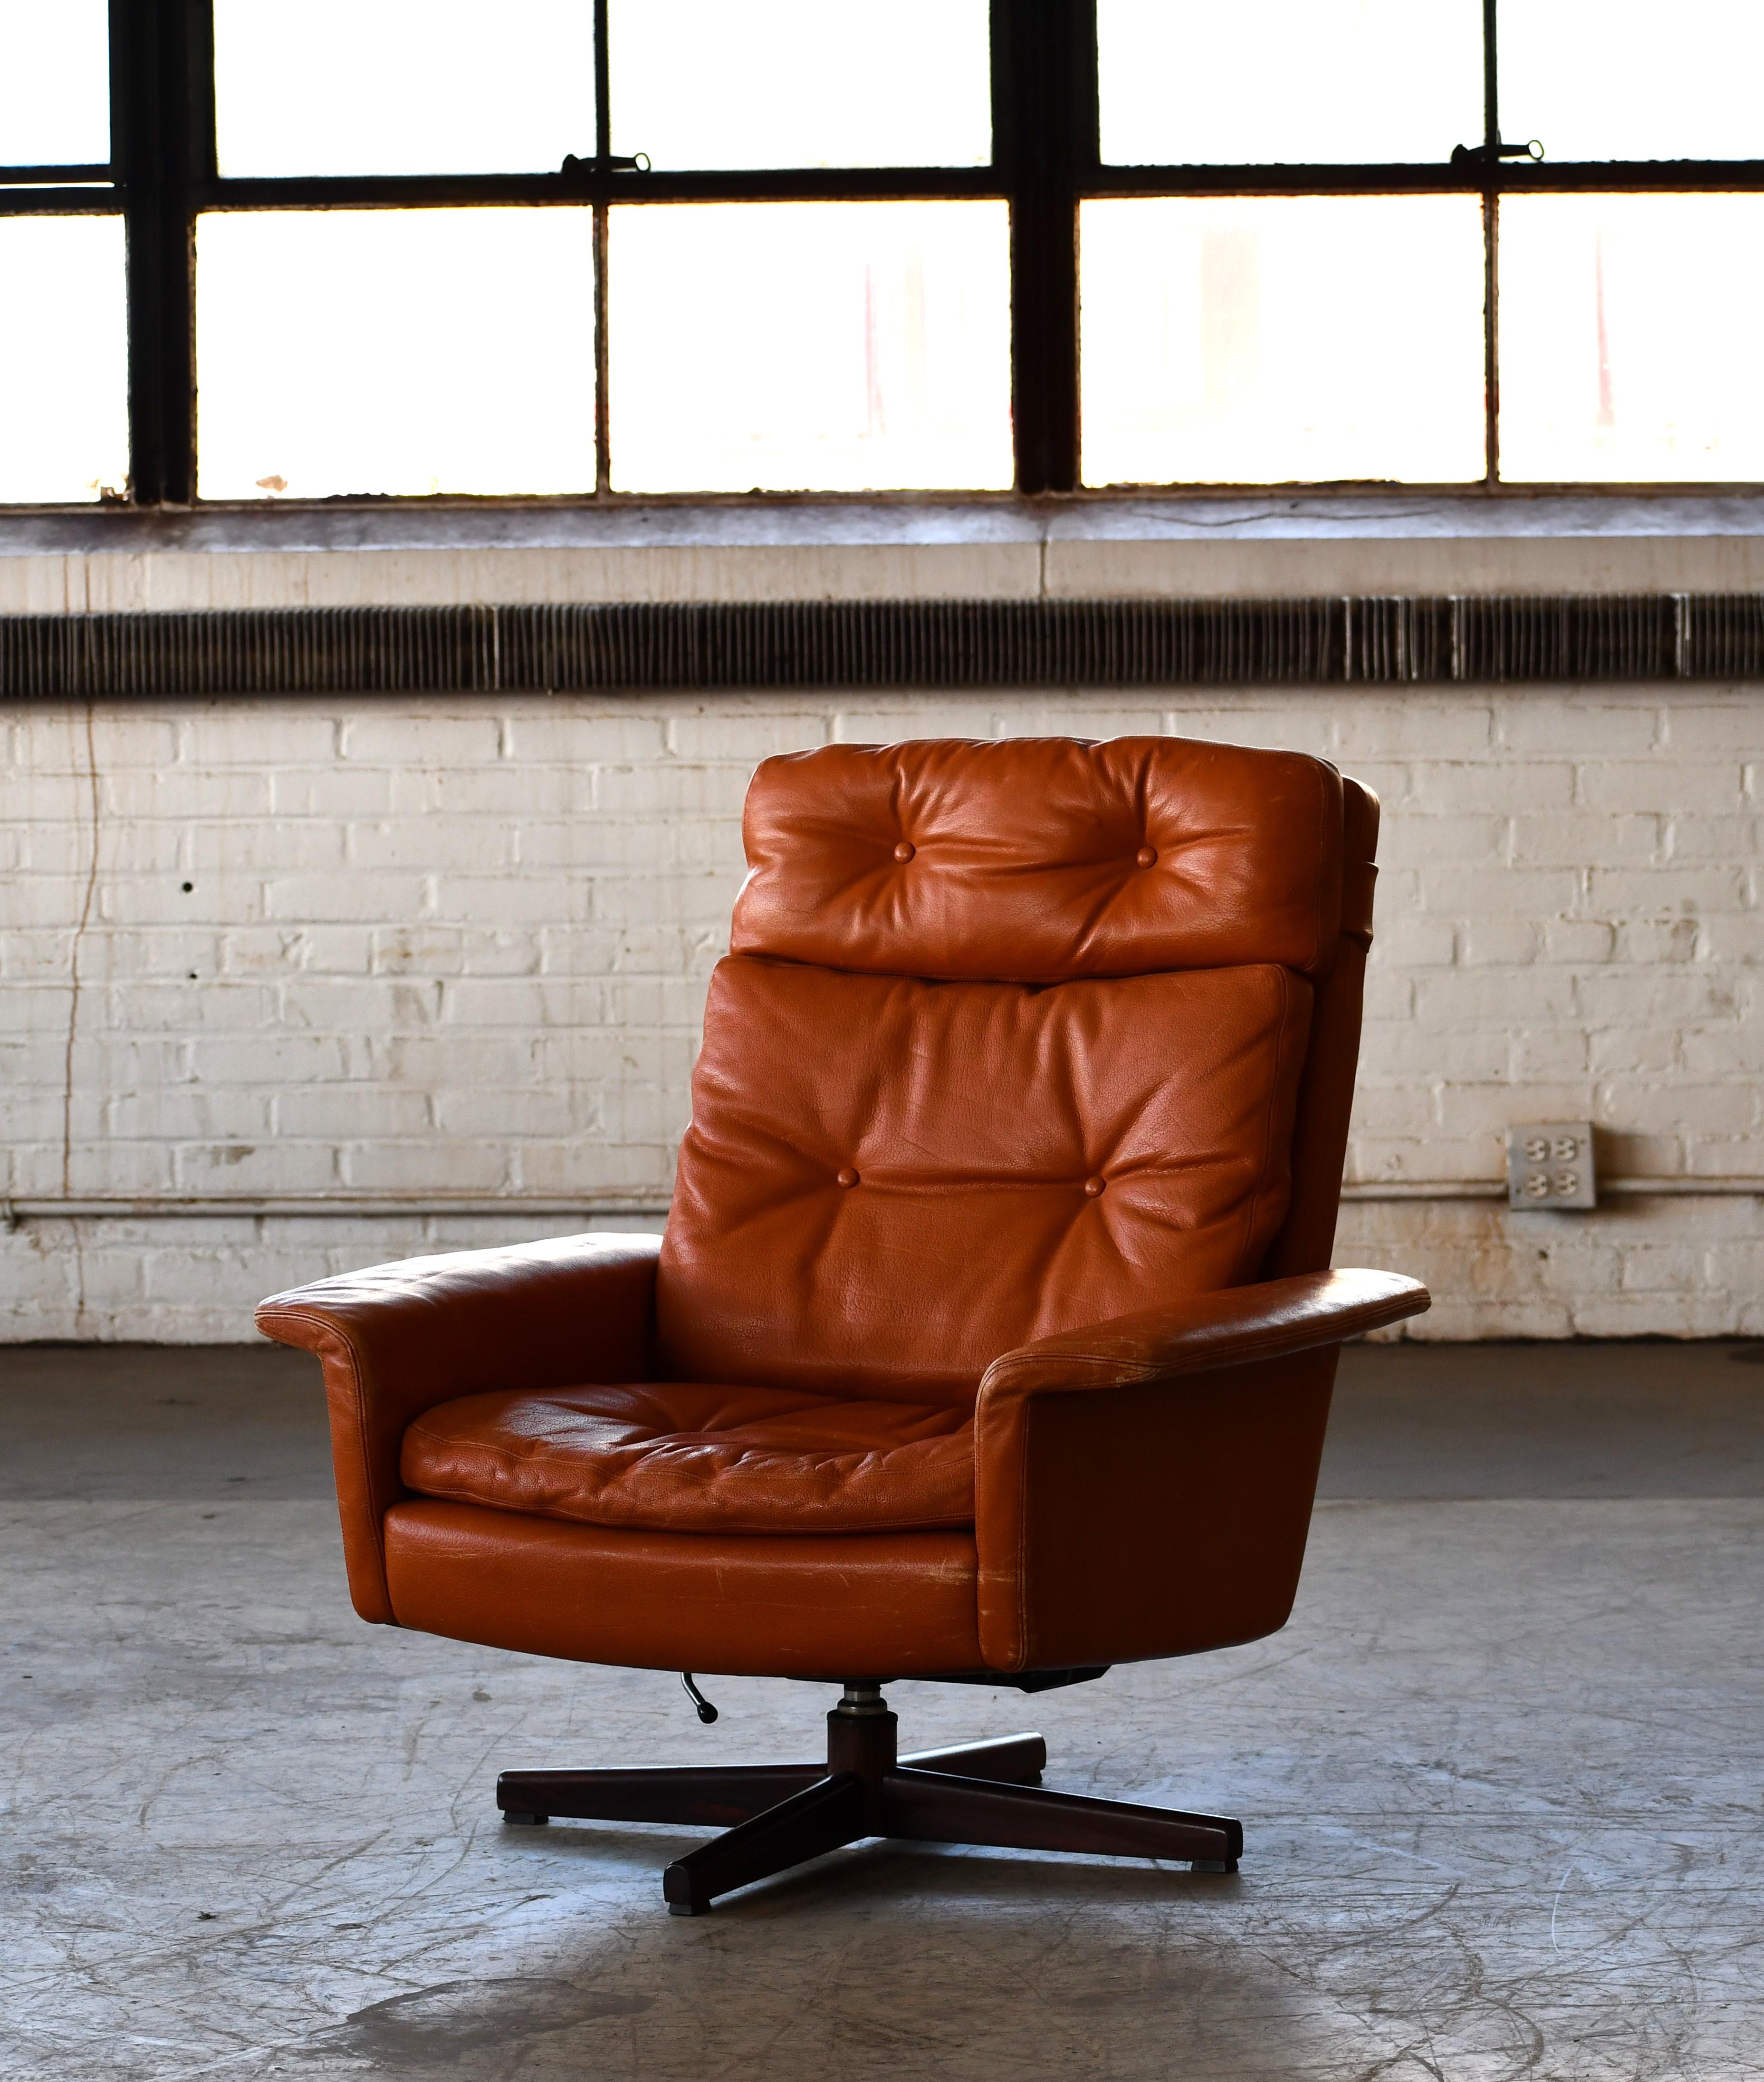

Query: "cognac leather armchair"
(257, 735), (1429, 1915)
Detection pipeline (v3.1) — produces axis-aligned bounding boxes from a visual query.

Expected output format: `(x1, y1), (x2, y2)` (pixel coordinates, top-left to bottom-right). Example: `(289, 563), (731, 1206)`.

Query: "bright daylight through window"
(0, 0), (125, 503)
(0, 0), (1761, 505)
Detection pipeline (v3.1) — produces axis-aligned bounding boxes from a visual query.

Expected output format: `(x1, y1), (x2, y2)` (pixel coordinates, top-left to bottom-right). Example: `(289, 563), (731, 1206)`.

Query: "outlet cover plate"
(1506, 1122), (1597, 1210)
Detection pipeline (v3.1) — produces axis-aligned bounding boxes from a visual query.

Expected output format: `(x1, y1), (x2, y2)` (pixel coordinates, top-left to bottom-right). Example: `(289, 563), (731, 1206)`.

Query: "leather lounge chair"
(256, 734), (1430, 1915)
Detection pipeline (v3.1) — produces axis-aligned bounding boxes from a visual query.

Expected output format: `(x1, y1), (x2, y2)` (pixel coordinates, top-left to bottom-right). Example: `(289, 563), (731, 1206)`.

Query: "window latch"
(561, 151), (651, 175)
(1450, 138), (1544, 166)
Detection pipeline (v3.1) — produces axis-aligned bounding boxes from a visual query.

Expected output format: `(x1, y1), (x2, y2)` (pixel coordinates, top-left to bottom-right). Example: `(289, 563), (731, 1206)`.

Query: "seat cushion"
(399, 1381), (975, 1536)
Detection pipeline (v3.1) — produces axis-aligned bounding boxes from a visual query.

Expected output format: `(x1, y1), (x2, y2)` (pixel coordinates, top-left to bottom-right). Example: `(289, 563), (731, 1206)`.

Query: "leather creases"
(401, 1380), (975, 1536)
(734, 736), (1345, 983)
(658, 955), (1313, 1400)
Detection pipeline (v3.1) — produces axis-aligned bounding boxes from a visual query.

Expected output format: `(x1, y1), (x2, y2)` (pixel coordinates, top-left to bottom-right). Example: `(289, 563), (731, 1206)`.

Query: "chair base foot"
(496, 1687), (1241, 1915)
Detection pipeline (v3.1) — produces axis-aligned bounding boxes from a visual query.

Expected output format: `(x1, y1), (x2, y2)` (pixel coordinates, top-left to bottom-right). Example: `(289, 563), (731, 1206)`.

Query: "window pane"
(609, 203), (1010, 493)
(0, 217), (126, 503)
(0, 0), (109, 166)
(610, 1), (990, 169)
(213, 0), (593, 177)
(1098, 0), (1481, 165)
(1081, 197), (1486, 486)
(1500, 0), (1764, 163)
(195, 211), (595, 499)
(1499, 195), (1764, 484)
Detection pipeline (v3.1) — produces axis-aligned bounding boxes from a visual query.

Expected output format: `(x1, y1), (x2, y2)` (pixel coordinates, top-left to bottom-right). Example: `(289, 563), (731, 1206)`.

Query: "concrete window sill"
(5, 493), (1764, 613)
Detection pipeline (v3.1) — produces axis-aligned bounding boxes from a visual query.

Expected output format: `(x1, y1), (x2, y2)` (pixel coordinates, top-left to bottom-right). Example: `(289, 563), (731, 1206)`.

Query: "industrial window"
(2, 0), (1761, 507)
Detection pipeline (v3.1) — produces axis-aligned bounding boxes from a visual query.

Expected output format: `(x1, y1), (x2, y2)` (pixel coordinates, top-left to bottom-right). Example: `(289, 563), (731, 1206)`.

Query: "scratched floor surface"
(3, 1342), (1763, 2081)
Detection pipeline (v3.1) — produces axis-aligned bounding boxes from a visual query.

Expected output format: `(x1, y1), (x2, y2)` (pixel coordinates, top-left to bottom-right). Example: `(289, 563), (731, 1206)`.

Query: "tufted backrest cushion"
(655, 954), (1313, 1402)
(732, 736), (1345, 983)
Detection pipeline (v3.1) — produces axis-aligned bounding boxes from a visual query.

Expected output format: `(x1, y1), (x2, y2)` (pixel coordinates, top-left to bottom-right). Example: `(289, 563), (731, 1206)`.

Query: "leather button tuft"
(1135, 845), (1158, 868)
(893, 840), (915, 862)
(1083, 1175), (1106, 1197)
(836, 1166), (860, 1187)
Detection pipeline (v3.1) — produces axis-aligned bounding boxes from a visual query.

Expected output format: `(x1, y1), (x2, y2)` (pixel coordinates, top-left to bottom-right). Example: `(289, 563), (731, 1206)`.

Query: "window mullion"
(594, 202), (611, 495)
(594, 0), (611, 494)
(1483, 188), (1499, 488)
(1483, 0), (1499, 486)
(118, 0), (209, 506)
(995, 0), (1095, 496)
(594, 0), (612, 165)
(1481, 0), (1500, 155)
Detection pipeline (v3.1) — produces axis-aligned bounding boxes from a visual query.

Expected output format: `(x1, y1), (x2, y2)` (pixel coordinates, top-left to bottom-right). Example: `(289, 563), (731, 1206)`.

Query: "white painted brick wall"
(3, 684), (1760, 1340)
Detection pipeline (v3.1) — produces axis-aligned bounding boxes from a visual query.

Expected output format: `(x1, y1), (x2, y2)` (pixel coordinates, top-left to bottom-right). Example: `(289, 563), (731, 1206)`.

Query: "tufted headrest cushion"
(732, 736), (1346, 983)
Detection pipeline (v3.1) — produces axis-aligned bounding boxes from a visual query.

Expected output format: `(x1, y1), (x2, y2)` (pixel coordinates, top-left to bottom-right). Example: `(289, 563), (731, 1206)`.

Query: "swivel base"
(496, 1682), (1242, 1916)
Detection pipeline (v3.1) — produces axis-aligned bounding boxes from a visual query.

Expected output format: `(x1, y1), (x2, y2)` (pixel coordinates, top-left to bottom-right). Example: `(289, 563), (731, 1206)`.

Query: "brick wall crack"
(61, 700), (100, 1198)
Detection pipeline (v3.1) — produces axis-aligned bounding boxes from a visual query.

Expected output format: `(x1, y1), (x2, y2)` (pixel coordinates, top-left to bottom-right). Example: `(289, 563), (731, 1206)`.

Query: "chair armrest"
(980, 1269), (1429, 1399)
(974, 1269), (1430, 1672)
(255, 1232), (661, 1624)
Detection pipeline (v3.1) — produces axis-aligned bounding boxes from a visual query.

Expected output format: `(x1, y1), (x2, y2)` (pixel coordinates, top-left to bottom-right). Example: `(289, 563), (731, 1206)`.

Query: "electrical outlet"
(1505, 1122), (1597, 1210)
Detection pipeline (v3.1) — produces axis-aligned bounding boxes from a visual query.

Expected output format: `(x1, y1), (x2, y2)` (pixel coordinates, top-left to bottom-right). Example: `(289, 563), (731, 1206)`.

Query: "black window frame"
(3, 0), (1763, 509)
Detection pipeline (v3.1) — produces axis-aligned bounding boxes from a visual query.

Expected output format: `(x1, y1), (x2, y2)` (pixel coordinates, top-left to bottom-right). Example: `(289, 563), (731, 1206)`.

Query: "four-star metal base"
(497, 1681), (1242, 1915)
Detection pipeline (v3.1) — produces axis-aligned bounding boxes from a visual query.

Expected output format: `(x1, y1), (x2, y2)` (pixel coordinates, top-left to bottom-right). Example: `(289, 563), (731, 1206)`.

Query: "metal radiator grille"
(3, 596), (1763, 697)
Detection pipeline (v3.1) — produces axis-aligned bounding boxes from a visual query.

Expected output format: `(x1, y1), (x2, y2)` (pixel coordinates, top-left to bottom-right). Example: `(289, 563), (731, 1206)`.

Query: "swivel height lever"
(681, 1673), (719, 1724)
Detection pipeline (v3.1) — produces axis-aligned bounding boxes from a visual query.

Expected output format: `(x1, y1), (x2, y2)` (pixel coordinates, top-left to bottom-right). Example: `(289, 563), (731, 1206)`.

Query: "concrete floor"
(4, 1340), (1763, 2081)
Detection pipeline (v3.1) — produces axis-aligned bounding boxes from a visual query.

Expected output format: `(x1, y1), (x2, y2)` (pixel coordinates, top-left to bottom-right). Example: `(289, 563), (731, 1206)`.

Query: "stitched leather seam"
(398, 1472), (973, 1535)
